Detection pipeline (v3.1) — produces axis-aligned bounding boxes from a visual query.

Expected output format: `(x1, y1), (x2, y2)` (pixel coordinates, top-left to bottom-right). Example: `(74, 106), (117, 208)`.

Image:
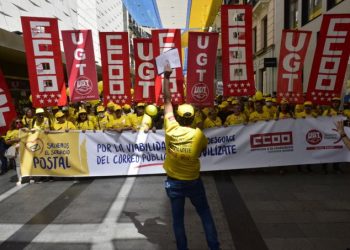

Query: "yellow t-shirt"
(343, 109), (350, 119)
(108, 115), (131, 129)
(275, 112), (292, 119)
(225, 113), (247, 126)
(76, 120), (95, 130)
(203, 117), (222, 129)
(322, 108), (340, 116)
(95, 116), (110, 130)
(32, 117), (51, 130)
(249, 111), (270, 122)
(22, 116), (34, 129)
(105, 111), (116, 123)
(263, 106), (277, 119)
(4, 129), (19, 142)
(163, 112), (208, 180)
(53, 121), (76, 130)
(295, 111), (317, 118)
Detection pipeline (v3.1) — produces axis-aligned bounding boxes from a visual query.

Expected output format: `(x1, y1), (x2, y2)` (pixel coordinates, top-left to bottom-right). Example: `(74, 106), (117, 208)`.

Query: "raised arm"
(163, 64), (173, 115)
(335, 120), (350, 150)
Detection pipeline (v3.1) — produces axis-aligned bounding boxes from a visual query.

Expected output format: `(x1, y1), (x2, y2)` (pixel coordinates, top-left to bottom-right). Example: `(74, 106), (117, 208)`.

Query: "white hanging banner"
(19, 116), (350, 177)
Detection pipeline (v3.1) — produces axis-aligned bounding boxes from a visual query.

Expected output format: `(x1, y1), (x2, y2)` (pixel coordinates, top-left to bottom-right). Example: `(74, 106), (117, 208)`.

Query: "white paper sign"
(155, 48), (182, 75)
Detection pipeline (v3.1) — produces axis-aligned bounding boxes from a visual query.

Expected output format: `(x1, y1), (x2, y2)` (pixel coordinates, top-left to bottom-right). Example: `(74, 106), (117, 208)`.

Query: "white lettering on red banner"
(21, 17), (67, 107)
(99, 32), (131, 105)
(0, 68), (17, 134)
(221, 5), (255, 96)
(187, 32), (218, 107)
(133, 38), (155, 103)
(152, 29), (183, 104)
(307, 14), (350, 105)
(62, 30), (99, 102)
(277, 30), (311, 103)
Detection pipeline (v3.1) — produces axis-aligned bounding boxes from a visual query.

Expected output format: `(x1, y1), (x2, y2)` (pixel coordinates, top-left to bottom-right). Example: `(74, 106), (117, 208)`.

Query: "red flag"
(0, 68), (17, 135)
(99, 32), (131, 106)
(306, 14), (350, 105)
(152, 29), (183, 105)
(277, 30), (311, 104)
(21, 17), (66, 107)
(133, 38), (155, 103)
(186, 32), (218, 107)
(62, 30), (99, 102)
(221, 5), (255, 97)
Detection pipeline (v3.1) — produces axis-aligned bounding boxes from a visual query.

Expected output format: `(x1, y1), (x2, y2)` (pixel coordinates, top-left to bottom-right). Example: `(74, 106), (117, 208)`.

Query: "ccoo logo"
(191, 83), (209, 102)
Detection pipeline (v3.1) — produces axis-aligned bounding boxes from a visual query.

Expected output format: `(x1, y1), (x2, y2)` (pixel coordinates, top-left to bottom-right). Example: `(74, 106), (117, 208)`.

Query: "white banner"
(20, 116), (350, 177)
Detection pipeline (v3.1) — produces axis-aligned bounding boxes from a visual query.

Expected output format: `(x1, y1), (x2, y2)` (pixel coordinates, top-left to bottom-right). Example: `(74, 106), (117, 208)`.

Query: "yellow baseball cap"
(107, 101), (115, 109)
(280, 98), (289, 104)
(177, 104), (194, 118)
(114, 104), (122, 111)
(265, 97), (272, 102)
(332, 97), (341, 102)
(96, 106), (105, 112)
(272, 98), (277, 103)
(52, 106), (59, 110)
(35, 108), (44, 114)
(145, 104), (158, 117)
(304, 101), (312, 106)
(55, 111), (65, 118)
(123, 104), (131, 110)
(78, 108), (87, 114)
(232, 100), (239, 105)
(137, 102), (145, 107)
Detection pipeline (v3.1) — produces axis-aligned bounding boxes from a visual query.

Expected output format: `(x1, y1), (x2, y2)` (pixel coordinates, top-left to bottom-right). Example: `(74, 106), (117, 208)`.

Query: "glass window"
(308, 0), (322, 21)
(285, 0), (298, 29)
(327, 0), (344, 10)
(261, 16), (267, 49)
(253, 27), (257, 53)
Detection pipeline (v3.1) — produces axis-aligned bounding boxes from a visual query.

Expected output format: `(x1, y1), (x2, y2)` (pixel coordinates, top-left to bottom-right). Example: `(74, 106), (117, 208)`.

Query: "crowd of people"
(0, 92), (349, 179)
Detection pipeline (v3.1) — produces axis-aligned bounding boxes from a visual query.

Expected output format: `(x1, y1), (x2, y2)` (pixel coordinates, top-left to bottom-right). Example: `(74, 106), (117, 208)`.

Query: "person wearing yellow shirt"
(191, 106), (205, 129)
(203, 107), (222, 129)
(295, 101), (318, 118)
(225, 100), (247, 126)
(22, 108), (34, 129)
(129, 103), (146, 131)
(108, 105), (132, 132)
(263, 97), (277, 119)
(249, 99), (271, 122)
(4, 119), (22, 146)
(95, 106), (110, 130)
(32, 108), (51, 131)
(52, 111), (76, 131)
(322, 97), (342, 116)
(105, 101), (116, 123)
(274, 99), (294, 120)
(75, 109), (95, 130)
(162, 65), (220, 250)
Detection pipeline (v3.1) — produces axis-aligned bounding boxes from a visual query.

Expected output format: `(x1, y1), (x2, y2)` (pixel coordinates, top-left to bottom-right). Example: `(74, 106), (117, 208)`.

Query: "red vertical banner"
(133, 38), (155, 103)
(186, 32), (218, 107)
(62, 30), (99, 102)
(99, 32), (131, 106)
(221, 5), (255, 97)
(277, 30), (311, 103)
(0, 68), (17, 135)
(21, 17), (67, 107)
(152, 29), (183, 104)
(306, 14), (350, 105)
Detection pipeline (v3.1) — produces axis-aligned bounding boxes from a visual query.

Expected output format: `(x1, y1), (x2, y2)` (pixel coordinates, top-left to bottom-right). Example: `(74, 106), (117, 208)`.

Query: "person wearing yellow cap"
(244, 96), (255, 118)
(141, 104), (158, 132)
(203, 107), (222, 129)
(322, 97), (342, 116)
(162, 65), (220, 250)
(129, 102), (146, 131)
(249, 99), (270, 123)
(53, 111), (76, 131)
(263, 97), (277, 119)
(225, 100), (247, 126)
(105, 101), (116, 123)
(343, 99), (350, 119)
(295, 101), (317, 118)
(32, 108), (51, 131)
(274, 98), (294, 120)
(21, 108), (34, 129)
(75, 108), (95, 130)
(95, 106), (110, 130)
(108, 104), (132, 132)
(190, 106), (205, 129)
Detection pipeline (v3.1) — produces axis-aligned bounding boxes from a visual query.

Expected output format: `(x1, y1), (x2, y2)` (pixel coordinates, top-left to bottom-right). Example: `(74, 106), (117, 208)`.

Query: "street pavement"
(0, 163), (349, 250)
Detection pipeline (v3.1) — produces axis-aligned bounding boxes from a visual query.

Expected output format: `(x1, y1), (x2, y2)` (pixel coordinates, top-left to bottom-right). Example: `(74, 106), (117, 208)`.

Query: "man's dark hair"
(177, 116), (194, 126)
